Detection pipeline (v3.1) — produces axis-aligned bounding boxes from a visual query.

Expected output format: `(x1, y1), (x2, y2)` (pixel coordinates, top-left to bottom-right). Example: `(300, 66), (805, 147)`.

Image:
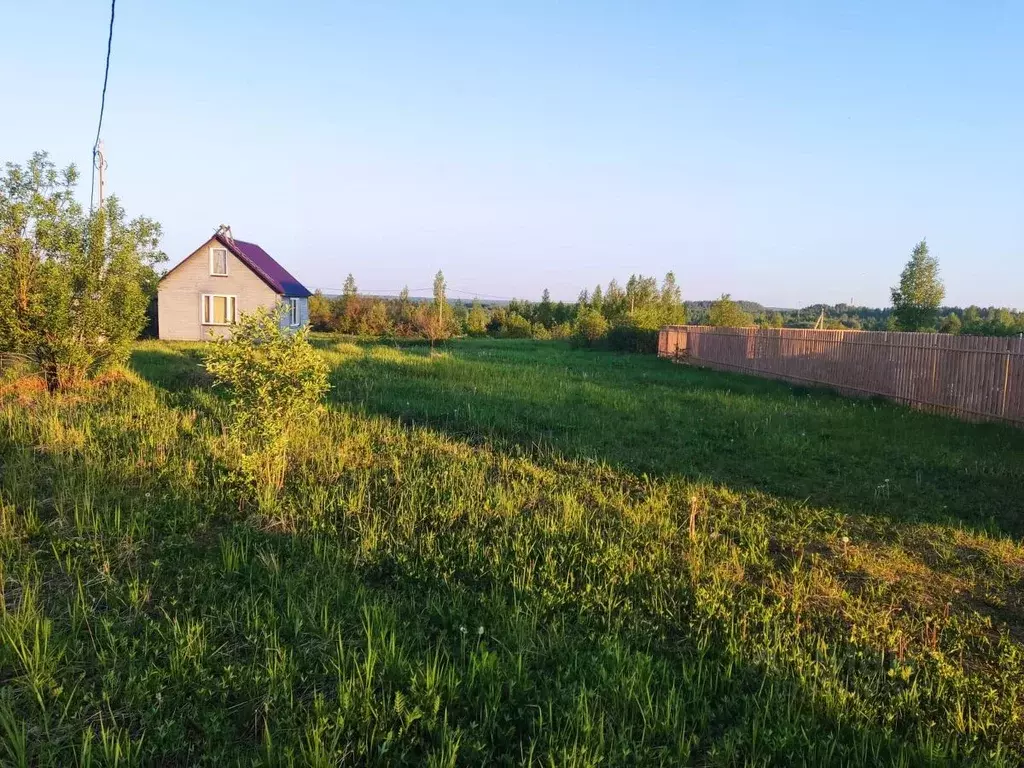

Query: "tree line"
(733, 303), (1024, 336)
(307, 272), (689, 352)
(307, 239), (1022, 350)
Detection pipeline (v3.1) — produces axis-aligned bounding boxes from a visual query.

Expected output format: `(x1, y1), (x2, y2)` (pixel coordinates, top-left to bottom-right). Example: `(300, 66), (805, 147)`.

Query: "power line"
(448, 287), (519, 301)
(310, 287), (432, 295)
(89, 0), (116, 214)
(310, 286), (527, 302)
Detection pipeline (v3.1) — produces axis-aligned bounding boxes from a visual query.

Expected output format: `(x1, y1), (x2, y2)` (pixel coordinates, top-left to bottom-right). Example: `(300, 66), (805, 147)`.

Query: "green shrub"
(203, 306), (329, 506)
(572, 309), (609, 346)
(531, 323), (552, 340)
(605, 322), (659, 353)
(550, 322), (573, 340)
(0, 153), (165, 390)
(502, 312), (532, 339)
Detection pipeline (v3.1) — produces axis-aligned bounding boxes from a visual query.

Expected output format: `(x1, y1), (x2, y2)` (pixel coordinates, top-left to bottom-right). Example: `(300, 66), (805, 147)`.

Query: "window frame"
(201, 294), (237, 326)
(209, 247), (229, 276)
(288, 297), (300, 326)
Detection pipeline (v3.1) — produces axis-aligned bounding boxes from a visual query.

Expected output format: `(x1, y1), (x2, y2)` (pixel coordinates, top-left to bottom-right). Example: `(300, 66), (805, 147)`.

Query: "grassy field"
(2, 337), (1023, 766)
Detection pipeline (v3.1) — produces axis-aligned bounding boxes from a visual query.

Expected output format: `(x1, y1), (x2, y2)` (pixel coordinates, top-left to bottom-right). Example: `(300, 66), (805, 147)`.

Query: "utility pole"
(95, 140), (108, 208)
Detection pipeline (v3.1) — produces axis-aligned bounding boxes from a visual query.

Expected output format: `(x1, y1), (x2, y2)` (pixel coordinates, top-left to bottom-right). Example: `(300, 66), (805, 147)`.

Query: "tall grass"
(0, 339), (1022, 765)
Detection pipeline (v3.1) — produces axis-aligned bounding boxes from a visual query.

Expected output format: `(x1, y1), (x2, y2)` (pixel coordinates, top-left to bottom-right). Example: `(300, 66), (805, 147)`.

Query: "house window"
(202, 294), (236, 325)
(288, 298), (300, 326)
(210, 248), (228, 276)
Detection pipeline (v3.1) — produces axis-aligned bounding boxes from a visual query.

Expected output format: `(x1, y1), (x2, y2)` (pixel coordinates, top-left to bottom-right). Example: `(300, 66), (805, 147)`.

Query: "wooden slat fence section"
(658, 326), (1024, 426)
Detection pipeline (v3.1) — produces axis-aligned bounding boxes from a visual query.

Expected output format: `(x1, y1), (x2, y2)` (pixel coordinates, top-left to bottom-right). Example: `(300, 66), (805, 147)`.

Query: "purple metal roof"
(217, 235), (312, 297)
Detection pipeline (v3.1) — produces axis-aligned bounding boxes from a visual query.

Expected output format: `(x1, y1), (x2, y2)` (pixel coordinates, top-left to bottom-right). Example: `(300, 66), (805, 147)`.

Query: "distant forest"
(309, 239), (1024, 340)
(685, 301), (1024, 336)
(314, 287), (1024, 340)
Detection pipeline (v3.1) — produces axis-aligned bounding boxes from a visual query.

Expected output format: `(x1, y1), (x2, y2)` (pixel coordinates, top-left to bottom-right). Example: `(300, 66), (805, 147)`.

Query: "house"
(157, 227), (311, 340)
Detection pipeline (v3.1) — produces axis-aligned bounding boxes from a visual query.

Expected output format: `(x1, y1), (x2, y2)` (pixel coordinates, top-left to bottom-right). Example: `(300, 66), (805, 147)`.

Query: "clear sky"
(3, 1), (1022, 308)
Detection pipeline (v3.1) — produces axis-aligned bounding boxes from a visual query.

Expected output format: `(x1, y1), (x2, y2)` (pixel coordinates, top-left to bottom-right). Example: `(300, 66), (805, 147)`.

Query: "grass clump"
(0, 338), (1022, 765)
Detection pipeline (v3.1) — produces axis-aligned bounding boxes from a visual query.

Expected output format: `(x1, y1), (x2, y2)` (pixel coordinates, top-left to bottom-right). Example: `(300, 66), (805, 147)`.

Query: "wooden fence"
(658, 326), (1024, 426)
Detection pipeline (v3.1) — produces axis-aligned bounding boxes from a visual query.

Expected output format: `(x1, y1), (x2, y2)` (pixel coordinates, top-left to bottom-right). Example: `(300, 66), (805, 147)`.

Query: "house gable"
(157, 236), (281, 340)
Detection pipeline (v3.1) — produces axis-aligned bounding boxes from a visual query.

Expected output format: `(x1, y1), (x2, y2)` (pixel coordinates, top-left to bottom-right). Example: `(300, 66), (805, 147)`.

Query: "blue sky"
(3, 1), (1022, 308)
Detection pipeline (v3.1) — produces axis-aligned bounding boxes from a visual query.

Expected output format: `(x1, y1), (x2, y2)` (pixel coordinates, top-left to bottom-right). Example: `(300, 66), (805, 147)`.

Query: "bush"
(572, 309), (609, 346)
(203, 306), (329, 506)
(502, 312), (532, 339)
(550, 322), (573, 340)
(605, 322), (659, 354)
(0, 153), (165, 390)
(531, 323), (552, 340)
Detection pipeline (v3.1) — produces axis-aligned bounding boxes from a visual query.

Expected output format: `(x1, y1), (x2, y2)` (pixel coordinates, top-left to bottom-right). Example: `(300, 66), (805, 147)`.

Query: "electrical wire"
(310, 286), (528, 301)
(309, 286), (528, 302)
(89, 0), (116, 214)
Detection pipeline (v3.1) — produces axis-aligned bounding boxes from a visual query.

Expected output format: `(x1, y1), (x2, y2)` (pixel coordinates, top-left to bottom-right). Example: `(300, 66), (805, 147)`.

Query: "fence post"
(1001, 344), (1012, 417)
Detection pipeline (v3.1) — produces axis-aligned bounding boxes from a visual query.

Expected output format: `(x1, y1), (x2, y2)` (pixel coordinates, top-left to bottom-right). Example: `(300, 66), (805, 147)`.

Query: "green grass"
(2, 337), (1023, 765)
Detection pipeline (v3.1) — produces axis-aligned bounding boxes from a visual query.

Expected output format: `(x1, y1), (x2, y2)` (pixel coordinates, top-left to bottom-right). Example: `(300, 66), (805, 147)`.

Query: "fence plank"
(658, 325), (1024, 427)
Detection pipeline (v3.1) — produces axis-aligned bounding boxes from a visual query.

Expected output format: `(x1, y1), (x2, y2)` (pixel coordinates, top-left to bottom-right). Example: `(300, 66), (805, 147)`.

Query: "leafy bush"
(550, 322), (573, 340)
(466, 302), (489, 336)
(531, 323), (551, 340)
(605, 322), (659, 353)
(502, 312), (532, 339)
(572, 309), (609, 346)
(0, 153), (165, 389)
(204, 306), (329, 505)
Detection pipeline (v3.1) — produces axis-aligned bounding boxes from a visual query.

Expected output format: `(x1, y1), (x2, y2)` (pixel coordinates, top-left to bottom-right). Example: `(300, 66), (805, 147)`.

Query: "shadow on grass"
(131, 344), (212, 395)
(0, 409), (983, 765)
(130, 338), (1024, 537)
(317, 338), (1024, 538)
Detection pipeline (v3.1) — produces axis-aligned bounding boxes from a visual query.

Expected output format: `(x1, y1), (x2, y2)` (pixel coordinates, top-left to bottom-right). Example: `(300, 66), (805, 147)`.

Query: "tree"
(938, 313), (961, 335)
(573, 308), (609, 345)
(0, 152), (164, 389)
(359, 300), (392, 336)
(392, 286), (416, 335)
(417, 270), (454, 348)
(336, 273), (361, 333)
(890, 240), (944, 331)
(707, 294), (753, 327)
(486, 307), (506, 336)
(552, 300), (572, 326)
(625, 274), (658, 315)
(603, 279), (626, 321)
(466, 301), (488, 336)
(432, 270), (447, 327)
(501, 312), (532, 338)
(962, 306), (983, 334)
(576, 288), (589, 313)
(308, 290), (335, 331)
(537, 288), (554, 328)
(658, 271), (686, 326)
(590, 284), (603, 313)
